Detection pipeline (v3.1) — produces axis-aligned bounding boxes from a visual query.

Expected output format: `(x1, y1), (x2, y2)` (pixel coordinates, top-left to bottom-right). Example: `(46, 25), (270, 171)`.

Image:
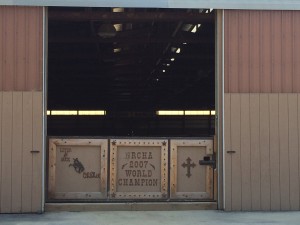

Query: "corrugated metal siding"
(0, 91), (43, 213)
(0, 6), (43, 91)
(224, 93), (300, 211)
(224, 10), (300, 93)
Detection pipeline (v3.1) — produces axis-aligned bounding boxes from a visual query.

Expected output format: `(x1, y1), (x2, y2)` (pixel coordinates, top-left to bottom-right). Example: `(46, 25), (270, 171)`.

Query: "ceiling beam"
(48, 53), (214, 61)
(48, 35), (213, 44)
(48, 62), (213, 73)
(48, 11), (214, 23)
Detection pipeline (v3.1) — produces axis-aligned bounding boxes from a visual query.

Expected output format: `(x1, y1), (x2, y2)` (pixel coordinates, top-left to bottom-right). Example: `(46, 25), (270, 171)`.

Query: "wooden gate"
(48, 138), (214, 201)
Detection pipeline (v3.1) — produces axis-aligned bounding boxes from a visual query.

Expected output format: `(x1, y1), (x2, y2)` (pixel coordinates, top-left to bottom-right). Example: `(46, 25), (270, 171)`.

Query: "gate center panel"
(110, 139), (168, 200)
(116, 146), (161, 193)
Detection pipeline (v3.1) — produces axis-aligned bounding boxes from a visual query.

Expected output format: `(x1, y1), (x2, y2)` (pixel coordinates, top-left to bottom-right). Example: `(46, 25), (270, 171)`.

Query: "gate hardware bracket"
(199, 154), (216, 169)
(30, 150), (40, 153)
(226, 150), (236, 154)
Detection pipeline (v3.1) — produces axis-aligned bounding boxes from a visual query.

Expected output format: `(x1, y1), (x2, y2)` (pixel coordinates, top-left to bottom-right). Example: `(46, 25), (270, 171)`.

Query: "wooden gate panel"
(109, 139), (168, 199)
(48, 139), (108, 200)
(170, 139), (213, 200)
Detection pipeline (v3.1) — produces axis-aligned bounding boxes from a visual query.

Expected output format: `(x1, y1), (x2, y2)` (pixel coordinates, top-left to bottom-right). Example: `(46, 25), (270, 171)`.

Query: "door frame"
(41, 7), (225, 211)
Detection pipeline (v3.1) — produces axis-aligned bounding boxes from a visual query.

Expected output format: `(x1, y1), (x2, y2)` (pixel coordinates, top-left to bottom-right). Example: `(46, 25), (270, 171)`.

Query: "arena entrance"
(46, 7), (216, 208)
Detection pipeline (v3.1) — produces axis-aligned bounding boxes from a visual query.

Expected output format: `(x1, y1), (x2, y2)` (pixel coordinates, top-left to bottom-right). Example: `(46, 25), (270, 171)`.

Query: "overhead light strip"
(78, 110), (106, 115)
(51, 110), (78, 115)
(157, 111), (184, 116)
(48, 110), (215, 116)
(185, 110), (210, 115)
(156, 110), (215, 116)
(48, 110), (106, 116)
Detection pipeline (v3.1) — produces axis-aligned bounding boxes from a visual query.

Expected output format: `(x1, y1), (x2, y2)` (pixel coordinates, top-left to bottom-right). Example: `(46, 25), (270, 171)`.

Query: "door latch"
(30, 150), (40, 153)
(199, 154), (216, 169)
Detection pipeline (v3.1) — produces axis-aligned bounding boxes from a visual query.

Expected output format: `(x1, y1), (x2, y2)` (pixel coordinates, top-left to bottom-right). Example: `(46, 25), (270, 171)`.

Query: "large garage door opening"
(47, 7), (215, 137)
(47, 7), (217, 204)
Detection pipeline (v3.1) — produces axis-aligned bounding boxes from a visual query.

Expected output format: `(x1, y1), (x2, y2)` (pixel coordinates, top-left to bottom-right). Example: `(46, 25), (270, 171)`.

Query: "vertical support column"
(216, 9), (224, 209)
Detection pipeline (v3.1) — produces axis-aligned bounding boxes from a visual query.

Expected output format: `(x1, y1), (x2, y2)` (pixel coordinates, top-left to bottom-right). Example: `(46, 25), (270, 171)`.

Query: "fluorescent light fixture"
(171, 58), (175, 61)
(113, 8), (124, 12)
(156, 110), (215, 116)
(183, 42), (187, 45)
(176, 48), (181, 54)
(49, 110), (106, 116)
(51, 110), (78, 115)
(114, 24), (122, 32)
(166, 64), (170, 66)
(78, 110), (106, 115)
(114, 48), (121, 53)
(185, 110), (210, 115)
(211, 110), (216, 115)
(191, 26), (197, 33)
(156, 111), (184, 116)
(197, 24), (202, 28)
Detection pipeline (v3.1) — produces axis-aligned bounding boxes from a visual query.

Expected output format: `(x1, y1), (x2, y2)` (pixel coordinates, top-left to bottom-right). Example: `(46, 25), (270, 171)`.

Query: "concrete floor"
(1, 211), (300, 225)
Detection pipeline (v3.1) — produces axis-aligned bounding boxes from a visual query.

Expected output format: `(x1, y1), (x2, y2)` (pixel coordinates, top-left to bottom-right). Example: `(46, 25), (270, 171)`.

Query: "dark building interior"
(47, 7), (215, 137)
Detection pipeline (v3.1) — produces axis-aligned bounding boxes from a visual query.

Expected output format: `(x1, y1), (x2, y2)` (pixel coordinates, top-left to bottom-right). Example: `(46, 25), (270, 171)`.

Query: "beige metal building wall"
(224, 10), (300, 211)
(0, 6), (43, 213)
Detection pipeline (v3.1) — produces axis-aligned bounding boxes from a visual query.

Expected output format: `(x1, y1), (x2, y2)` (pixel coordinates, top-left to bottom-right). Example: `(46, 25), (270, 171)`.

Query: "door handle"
(30, 150), (40, 153)
(226, 150), (236, 154)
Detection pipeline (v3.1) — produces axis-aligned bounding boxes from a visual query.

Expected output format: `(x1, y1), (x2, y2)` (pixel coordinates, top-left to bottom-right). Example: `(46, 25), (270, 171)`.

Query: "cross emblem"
(181, 157), (196, 178)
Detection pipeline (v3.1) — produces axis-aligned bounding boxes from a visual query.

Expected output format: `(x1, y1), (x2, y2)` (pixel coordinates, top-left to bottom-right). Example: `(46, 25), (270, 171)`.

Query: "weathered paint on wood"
(224, 10), (300, 93)
(0, 6), (43, 91)
(224, 93), (300, 211)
